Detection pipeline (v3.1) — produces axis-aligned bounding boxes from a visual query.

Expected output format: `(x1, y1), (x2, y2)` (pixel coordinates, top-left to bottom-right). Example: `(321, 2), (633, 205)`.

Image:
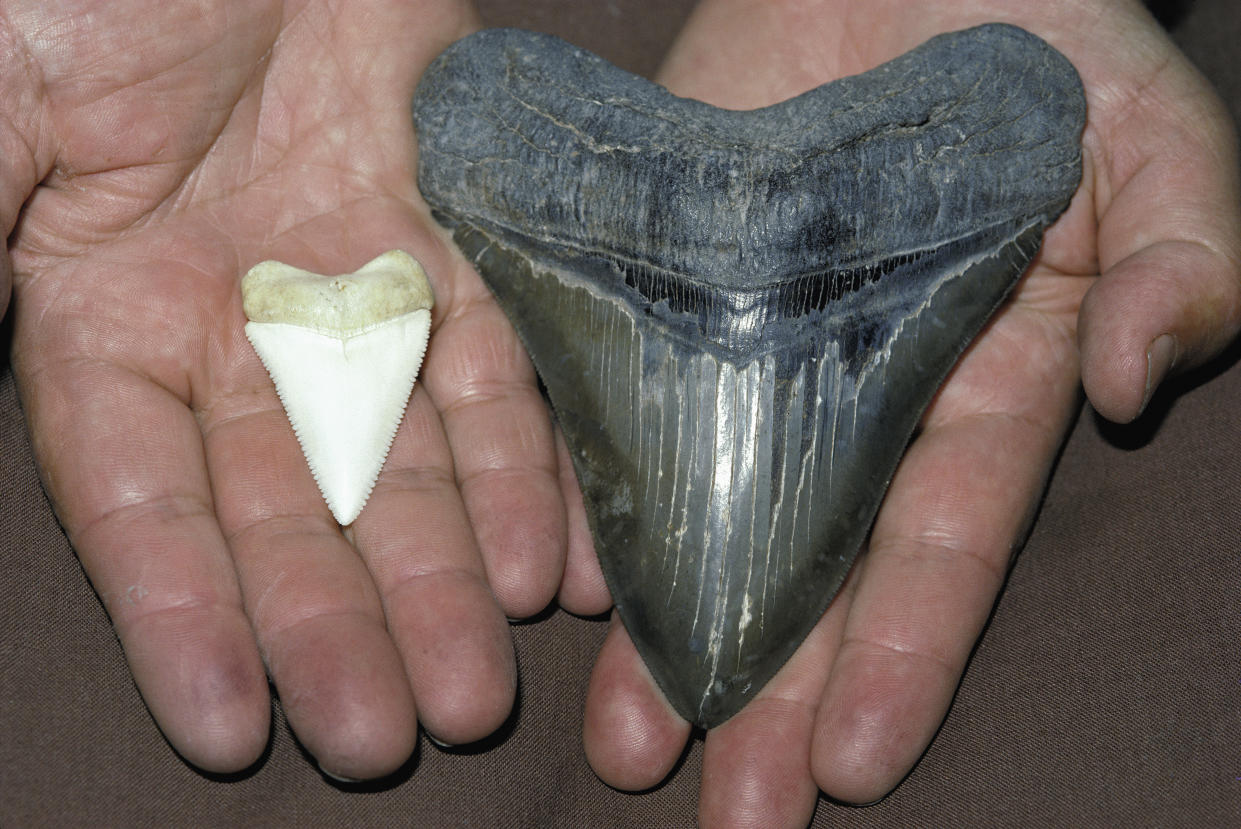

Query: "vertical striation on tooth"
(241, 250), (435, 526)
(413, 25), (1085, 726)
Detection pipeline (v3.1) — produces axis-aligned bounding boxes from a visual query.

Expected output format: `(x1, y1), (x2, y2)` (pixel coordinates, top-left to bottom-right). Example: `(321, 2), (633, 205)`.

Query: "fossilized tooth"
(241, 250), (435, 526)
(413, 24), (1085, 726)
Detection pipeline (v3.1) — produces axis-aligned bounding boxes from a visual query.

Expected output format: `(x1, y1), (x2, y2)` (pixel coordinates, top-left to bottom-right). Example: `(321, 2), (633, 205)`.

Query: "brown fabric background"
(3, 1), (1239, 826)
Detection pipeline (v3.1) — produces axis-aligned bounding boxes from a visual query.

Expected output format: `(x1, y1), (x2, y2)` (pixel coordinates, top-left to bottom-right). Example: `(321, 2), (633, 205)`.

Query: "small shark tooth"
(241, 250), (434, 526)
(413, 25), (1084, 726)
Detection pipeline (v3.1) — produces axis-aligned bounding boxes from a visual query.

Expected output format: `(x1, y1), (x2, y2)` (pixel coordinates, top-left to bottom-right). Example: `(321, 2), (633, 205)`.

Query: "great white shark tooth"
(413, 24), (1085, 726)
(241, 250), (434, 526)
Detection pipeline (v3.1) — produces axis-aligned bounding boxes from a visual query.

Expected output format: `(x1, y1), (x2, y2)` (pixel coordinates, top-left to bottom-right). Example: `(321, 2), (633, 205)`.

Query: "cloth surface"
(3, 1), (1239, 826)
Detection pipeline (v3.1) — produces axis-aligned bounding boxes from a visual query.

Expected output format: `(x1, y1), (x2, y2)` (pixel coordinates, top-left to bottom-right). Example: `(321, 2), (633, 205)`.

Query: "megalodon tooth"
(242, 250), (435, 526)
(412, 24), (1085, 726)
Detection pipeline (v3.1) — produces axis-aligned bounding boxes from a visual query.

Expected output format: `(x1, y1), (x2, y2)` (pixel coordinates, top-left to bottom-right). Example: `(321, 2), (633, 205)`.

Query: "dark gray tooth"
(412, 24), (1085, 727)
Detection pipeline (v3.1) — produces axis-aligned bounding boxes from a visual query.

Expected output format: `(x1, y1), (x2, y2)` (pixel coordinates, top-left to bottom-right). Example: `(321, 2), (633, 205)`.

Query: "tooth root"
(241, 251), (434, 526)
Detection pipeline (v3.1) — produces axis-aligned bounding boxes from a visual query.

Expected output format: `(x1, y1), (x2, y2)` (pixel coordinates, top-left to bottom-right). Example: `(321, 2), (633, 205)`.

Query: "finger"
(655, 0), (941, 107)
(1079, 63), (1241, 422)
(697, 573), (854, 829)
(349, 385), (515, 745)
(655, 0), (851, 108)
(553, 427), (611, 616)
(583, 615), (691, 790)
(811, 333), (1078, 802)
(16, 355), (269, 773)
(203, 356), (417, 781)
(419, 260), (566, 619)
(1080, 241), (1241, 421)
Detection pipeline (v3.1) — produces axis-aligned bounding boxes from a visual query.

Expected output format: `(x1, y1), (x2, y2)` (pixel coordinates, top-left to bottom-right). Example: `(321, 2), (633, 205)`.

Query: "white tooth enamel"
(241, 250), (434, 525)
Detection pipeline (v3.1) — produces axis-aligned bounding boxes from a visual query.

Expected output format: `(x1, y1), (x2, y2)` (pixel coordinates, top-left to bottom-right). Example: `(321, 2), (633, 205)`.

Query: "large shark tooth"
(241, 250), (434, 526)
(413, 24), (1084, 726)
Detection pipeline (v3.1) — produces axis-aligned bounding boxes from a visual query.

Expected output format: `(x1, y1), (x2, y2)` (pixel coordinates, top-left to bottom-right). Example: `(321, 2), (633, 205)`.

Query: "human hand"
(572, 0), (1241, 825)
(5, 0), (572, 779)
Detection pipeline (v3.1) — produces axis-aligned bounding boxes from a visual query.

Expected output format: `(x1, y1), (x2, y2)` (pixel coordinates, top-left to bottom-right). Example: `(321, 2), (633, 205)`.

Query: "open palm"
(576, 1), (1241, 826)
(6, 0), (571, 779)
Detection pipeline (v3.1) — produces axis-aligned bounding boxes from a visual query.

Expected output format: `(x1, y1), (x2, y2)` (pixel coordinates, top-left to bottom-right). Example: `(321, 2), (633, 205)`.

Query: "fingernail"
(318, 764), (363, 784)
(425, 732), (456, 749)
(1141, 333), (1178, 415)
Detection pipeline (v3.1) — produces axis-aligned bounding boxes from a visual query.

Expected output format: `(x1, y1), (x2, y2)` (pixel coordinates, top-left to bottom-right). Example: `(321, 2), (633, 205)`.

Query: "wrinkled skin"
(575, 1), (1241, 827)
(1, 0), (1238, 824)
